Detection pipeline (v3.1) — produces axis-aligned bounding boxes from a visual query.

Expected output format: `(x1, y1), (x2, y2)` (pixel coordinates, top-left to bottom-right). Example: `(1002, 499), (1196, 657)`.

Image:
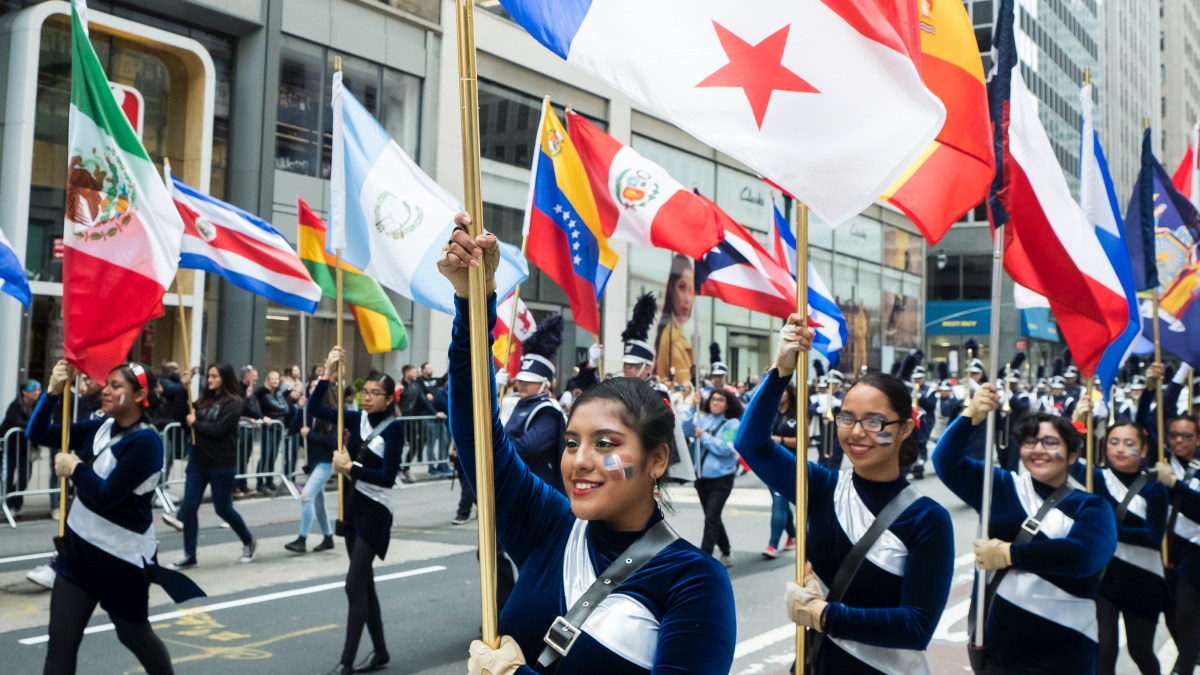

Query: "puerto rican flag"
(987, 0), (1129, 376)
(695, 196), (794, 319)
(171, 176), (320, 313)
(772, 203), (847, 366)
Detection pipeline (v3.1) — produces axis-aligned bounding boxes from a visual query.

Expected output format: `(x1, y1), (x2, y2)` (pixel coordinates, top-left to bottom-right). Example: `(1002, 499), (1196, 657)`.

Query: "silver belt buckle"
(544, 616), (580, 657)
(1020, 516), (1042, 536)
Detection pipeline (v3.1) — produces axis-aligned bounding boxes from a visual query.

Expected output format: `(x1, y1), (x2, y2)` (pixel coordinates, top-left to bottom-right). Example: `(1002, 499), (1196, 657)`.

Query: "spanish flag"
(297, 198), (407, 353)
(880, 0), (995, 244)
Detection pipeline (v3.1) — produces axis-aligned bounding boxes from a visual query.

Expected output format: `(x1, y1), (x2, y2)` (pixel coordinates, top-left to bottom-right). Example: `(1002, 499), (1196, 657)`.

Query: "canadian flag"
(493, 291), (536, 378)
(567, 111), (725, 259)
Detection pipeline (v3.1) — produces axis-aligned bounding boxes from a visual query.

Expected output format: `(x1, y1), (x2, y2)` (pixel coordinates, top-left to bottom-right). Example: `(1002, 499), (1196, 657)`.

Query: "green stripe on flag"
(71, 5), (149, 161)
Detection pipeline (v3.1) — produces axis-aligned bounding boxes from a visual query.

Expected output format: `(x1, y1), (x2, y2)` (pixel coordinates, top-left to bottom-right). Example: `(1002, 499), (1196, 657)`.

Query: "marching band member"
(1115, 377), (1144, 422)
(1074, 422), (1166, 675)
(29, 360), (203, 675)
(309, 351), (403, 675)
(935, 384), (1116, 673)
(506, 315), (568, 495)
(441, 218), (736, 675)
(1038, 376), (1076, 417)
(812, 370), (846, 471)
(1154, 412), (1200, 675)
(736, 315), (954, 674)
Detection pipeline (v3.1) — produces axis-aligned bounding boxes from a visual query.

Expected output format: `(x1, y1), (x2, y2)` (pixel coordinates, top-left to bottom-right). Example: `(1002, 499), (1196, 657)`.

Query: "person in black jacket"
(254, 370), (290, 495)
(2, 379), (40, 516)
(168, 363), (257, 569)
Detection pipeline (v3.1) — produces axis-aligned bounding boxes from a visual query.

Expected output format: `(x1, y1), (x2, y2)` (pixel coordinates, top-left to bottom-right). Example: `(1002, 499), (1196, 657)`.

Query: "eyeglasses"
(1021, 436), (1063, 450)
(360, 389), (387, 398)
(1169, 432), (1197, 441)
(1106, 438), (1141, 448)
(834, 412), (903, 433)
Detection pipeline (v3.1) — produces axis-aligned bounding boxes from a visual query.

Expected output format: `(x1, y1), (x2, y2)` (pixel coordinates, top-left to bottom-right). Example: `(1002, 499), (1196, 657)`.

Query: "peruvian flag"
(1172, 122), (1200, 207)
(988, 0), (1129, 375)
(493, 291), (536, 378)
(695, 197), (794, 319)
(566, 111), (724, 259)
(63, 0), (183, 381)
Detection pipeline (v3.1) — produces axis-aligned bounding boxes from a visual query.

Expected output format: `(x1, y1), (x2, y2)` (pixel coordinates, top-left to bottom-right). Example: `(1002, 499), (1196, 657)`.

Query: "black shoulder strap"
(828, 485), (922, 603)
(537, 519), (678, 668)
(1114, 472), (1151, 525)
(363, 415), (396, 444)
(1167, 460), (1200, 551)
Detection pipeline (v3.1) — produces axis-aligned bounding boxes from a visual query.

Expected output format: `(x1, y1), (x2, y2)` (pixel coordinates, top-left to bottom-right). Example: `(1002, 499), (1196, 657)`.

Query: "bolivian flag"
(298, 198), (407, 352)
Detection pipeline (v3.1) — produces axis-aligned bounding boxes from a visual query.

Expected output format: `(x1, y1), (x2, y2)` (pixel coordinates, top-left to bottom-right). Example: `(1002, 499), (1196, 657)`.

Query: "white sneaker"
(49, 508), (60, 522)
(161, 513), (183, 532)
(720, 553), (735, 568)
(239, 539), (257, 563)
(26, 564), (55, 590)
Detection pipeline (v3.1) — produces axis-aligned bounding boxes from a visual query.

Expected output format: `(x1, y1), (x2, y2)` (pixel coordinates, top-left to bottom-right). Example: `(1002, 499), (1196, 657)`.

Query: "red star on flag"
(696, 22), (818, 129)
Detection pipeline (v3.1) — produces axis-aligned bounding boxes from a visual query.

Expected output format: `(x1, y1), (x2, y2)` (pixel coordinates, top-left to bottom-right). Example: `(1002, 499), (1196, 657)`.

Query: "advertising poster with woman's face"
(656, 254), (696, 384)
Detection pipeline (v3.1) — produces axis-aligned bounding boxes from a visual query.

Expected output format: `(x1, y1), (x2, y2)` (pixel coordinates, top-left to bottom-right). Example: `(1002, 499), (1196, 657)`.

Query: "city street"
(0, 456), (1172, 675)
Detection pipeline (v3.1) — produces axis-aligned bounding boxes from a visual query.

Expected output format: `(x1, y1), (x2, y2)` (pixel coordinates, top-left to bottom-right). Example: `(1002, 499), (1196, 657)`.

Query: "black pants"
(256, 423), (282, 490)
(341, 535), (386, 665)
(235, 425), (255, 491)
(1168, 574), (1200, 675)
(695, 474), (735, 556)
(44, 575), (173, 675)
(456, 469), (474, 520)
(1097, 596), (1158, 675)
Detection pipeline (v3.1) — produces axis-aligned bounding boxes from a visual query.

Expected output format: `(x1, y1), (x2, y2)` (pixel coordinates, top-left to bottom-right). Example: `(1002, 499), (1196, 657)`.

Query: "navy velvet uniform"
(504, 392), (566, 495)
(307, 380), (403, 558)
(1164, 454), (1200, 587)
(1069, 465), (1167, 620)
(27, 394), (202, 619)
(448, 295), (736, 674)
(736, 369), (954, 674)
(934, 417), (1117, 674)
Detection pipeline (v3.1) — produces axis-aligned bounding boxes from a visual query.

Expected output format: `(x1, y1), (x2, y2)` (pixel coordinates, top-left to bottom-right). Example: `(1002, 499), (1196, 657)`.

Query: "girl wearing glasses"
(308, 348), (402, 675)
(1070, 422), (1166, 675)
(735, 315), (954, 674)
(935, 384), (1117, 674)
(1153, 414), (1200, 675)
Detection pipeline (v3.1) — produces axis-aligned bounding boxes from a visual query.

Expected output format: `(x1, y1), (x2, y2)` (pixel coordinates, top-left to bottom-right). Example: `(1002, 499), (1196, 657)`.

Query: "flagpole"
(456, 0), (500, 648)
(972, 222), (1006, 651)
(300, 311), (309, 456)
(499, 235), (529, 399)
(163, 159), (196, 444)
(1085, 378), (1094, 492)
(793, 202), (809, 671)
(333, 56), (347, 537)
(57, 378), (72, 540)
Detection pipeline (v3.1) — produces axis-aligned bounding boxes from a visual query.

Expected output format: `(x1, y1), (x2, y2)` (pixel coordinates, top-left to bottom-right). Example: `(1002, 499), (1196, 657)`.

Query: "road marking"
(17, 565), (445, 646)
(160, 623), (338, 665)
(0, 552), (54, 565)
(932, 597), (970, 643)
(733, 623), (795, 659)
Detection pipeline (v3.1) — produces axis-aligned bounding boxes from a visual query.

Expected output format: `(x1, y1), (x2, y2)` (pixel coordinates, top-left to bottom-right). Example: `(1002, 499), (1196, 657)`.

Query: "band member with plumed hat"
(621, 292), (659, 382)
(507, 315), (568, 495)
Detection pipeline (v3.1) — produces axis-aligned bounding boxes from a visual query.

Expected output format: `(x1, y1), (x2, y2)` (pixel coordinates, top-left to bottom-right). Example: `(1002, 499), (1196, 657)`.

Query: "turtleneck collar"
(587, 509), (665, 559)
(366, 409), (393, 428)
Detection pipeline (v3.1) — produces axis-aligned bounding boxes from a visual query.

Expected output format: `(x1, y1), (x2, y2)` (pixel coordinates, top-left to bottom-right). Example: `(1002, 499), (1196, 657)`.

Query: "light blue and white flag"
(329, 71), (527, 314)
(771, 203), (847, 367)
(0, 230), (31, 306)
(1080, 82), (1139, 396)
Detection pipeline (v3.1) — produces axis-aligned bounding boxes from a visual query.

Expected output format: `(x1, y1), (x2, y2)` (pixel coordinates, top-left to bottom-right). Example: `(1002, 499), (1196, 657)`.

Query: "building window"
(477, 80), (603, 169)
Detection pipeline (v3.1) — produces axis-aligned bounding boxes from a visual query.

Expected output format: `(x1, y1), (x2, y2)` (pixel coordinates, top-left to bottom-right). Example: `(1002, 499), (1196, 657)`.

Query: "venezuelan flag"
(524, 101), (617, 336)
(880, 0), (995, 245)
(297, 198), (408, 352)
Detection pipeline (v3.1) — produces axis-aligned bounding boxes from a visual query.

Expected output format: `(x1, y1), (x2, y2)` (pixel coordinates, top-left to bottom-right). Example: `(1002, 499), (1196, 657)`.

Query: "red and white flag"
(1172, 122), (1200, 207)
(566, 112), (724, 259)
(694, 197), (795, 319)
(493, 292), (536, 378)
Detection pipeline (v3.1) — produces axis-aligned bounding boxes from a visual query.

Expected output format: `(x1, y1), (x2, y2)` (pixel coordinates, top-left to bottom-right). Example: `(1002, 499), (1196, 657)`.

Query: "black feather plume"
(1063, 349), (1073, 368)
(813, 360), (826, 378)
(1010, 351), (1027, 371)
(1166, 364), (1178, 382)
(1053, 358), (1064, 377)
(523, 315), (564, 358)
(964, 339), (980, 357)
(622, 292), (657, 343)
(900, 354), (917, 381)
(937, 361), (950, 381)
(912, 350), (925, 367)
(890, 360), (902, 377)
(709, 341), (722, 365)
(1036, 364), (1045, 380)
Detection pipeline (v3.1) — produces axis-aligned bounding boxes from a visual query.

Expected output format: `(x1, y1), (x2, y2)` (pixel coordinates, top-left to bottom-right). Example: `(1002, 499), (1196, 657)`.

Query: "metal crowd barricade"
(155, 422), (187, 513)
(397, 414), (453, 475)
(1, 427), (59, 528)
(235, 419), (301, 500)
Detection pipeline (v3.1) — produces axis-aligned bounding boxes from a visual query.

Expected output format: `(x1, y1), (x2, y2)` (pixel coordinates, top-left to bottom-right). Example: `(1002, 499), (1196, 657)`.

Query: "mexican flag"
(64, 0), (183, 380)
(297, 198), (407, 353)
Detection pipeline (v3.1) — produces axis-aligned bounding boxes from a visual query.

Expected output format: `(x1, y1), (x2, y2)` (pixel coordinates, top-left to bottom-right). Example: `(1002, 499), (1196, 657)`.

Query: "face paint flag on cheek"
(602, 453), (635, 480)
(875, 431), (894, 447)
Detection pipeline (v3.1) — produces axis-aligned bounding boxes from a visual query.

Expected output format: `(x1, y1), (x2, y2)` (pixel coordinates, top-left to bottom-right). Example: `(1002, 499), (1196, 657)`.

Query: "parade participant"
(966, 358), (985, 396)
(170, 363), (258, 568)
(682, 388), (742, 566)
(762, 383), (798, 559)
(736, 315), (954, 673)
(935, 383), (1117, 674)
(28, 360), (203, 675)
(506, 315), (568, 494)
(284, 376), (337, 555)
(900, 353), (933, 480)
(928, 380), (961, 448)
(1117, 377), (1145, 422)
(707, 342), (736, 399)
(1072, 422), (1166, 675)
(654, 253), (695, 385)
(621, 292), (659, 381)
(1064, 364), (1082, 403)
(309, 349), (402, 675)
(1154, 411), (1200, 674)
(811, 369), (845, 471)
(440, 218), (736, 675)
(1039, 376), (1076, 417)
(1138, 363), (1188, 435)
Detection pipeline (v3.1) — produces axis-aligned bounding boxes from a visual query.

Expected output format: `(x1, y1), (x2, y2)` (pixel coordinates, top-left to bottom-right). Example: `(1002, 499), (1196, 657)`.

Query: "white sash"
(1102, 468), (1147, 520)
(67, 499), (157, 568)
(1169, 455), (1200, 544)
(354, 415), (393, 512)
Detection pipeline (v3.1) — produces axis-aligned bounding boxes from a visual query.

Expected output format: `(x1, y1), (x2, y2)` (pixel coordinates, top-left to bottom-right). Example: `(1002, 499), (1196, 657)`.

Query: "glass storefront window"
(321, 53), (382, 178)
(477, 81), (601, 170)
(630, 135), (716, 197)
(714, 164), (782, 232)
(883, 225), (924, 274)
(276, 37), (324, 176)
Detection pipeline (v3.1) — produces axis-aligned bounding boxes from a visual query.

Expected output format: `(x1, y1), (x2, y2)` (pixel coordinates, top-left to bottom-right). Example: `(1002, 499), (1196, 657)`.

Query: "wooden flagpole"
(1085, 378), (1094, 492)
(334, 55), (347, 536)
(163, 159), (196, 444)
(499, 235), (529, 399)
(456, 0), (500, 648)
(793, 203), (809, 670)
(57, 381), (72, 539)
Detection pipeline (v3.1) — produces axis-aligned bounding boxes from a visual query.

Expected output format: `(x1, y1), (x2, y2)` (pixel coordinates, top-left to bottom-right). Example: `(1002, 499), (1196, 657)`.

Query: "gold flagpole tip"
(1082, 67), (1090, 85)
(334, 55), (342, 72)
(1144, 117), (1151, 130)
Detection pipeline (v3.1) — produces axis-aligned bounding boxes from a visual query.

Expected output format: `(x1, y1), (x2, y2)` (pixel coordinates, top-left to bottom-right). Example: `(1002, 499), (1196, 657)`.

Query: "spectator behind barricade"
(254, 370), (289, 496)
(309, 363), (326, 384)
(2, 379), (40, 518)
(343, 383), (358, 411)
(284, 377), (337, 555)
(234, 365), (261, 496)
(398, 364), (427, 483)
(424, 368), (452, 477)
(282, 364), (303, 397)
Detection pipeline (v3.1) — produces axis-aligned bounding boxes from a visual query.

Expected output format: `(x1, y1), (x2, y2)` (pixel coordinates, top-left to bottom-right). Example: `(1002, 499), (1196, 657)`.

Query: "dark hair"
(1013, 412), (1083, 456)
(196, 363), (243, 408)
(846, 373), (919, 468)
(781, 384), (798, 418)
(364, 371), (396, 401)
(1102, 421), (1147, 465)
(110, 363), (159, 410)
(1167, 415), (1200, 434)
(569, 377), (677, 469)
(703, 388), (744, 419)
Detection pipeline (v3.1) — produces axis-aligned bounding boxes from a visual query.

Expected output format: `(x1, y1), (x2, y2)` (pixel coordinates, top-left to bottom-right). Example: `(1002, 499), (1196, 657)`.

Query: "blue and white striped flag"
(0, 230), (31, 306)
(772, 203), (847, 367)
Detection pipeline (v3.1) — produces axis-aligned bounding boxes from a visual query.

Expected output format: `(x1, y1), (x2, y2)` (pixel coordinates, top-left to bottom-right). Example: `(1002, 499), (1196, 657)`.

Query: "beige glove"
(784, 571), (829, 632)
(1145, 362), (1164, 391)
(964, 383), (1000, 426)
(437, 212), (499, 298)
(467, 635), (526, 675)
(775, 314), (814, 377)
(55, 452), (81, 478)
(325, 346), (345, 377)
(48, 360), (72, 396)
(973, 538), (1012, 570)
(1157, 460), (1179, 489)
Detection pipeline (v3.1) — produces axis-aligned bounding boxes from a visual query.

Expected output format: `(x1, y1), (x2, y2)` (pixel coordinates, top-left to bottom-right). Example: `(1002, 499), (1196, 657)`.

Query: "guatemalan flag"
(772, 204), (847, 366)
(172, 176), (320, 313)
(1079, 82), (1139, 398)
(0, 230), (31, 306)
(498, 0), (946, 227)
(986, 0), (1130, 377)
(695, 199), (794, 320)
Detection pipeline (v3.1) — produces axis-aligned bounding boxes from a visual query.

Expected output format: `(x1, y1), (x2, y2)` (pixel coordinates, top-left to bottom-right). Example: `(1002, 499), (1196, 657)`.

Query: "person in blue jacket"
(29, 360), (203, 675)
(440, 217), (735, 675)
(1070, 421), (1166, 675)
(1153, 412), (1200, 675)
(308, 348), (403, 675)
(935, 382), (1117, 674)
(284, 376), (337, 554)
(736, 314), (954, 674)
(682, 388), (742, 566)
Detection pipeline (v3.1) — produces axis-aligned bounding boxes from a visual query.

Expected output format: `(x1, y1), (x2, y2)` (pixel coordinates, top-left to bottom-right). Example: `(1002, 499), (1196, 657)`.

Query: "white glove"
(495, 369), (510, 388)
(467, 635), (526, 675)
(776, 323), (801, 376)
(48, 360), (72, 396)
(588, 343), (603, 368)
(1175, 363), (1194, 385)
